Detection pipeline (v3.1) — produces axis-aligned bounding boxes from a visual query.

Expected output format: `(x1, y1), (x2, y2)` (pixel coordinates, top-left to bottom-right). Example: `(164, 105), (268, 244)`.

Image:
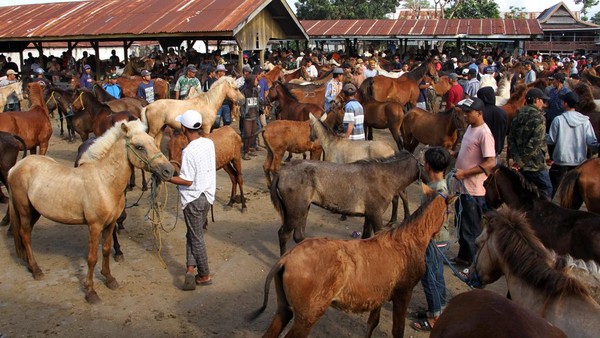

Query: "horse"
(70, 89), (133, 139)
(0, 81), (24, 110)
(494, 72), (513, 106)
(250, 192), (455, 337)
(166, 126), (246, 211)
(483, 165), (600, 263)
(499, 83), (528, 123)
(270, 151), (422, 255)
(570, 82), (600, 140)
(0, 82), (52, 155)
(90, 83), (147, 116)
(401, 107), (466, 153)
(469, 208), (600, 337)
(282, 66), (309, 83)
(557, 158), (600, 214)
(262, 65), (285, 88)
(430, 289), (567, 338)
(262, 120), (323, 188)
(8, 120), (174, 303)
(0, 132), (26, 226)
(282, 81), (326, 108)
(267, 81), (325, 121)
(141, 76), (245, 146)
(44, 86), (76, 142)
(115, 76), (170, 100)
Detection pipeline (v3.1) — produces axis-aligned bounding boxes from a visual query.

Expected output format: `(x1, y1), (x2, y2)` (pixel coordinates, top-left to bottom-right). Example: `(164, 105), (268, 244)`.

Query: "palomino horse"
(401, 107), (466, 153)
(270, 151), (422, 255)
(484, 165), (600, 263)
(470, 208), (600, 337)
(0, 82), (52, 155)
(142, 76), (244, 146)
(267, 81), (325, 121)
(557, 158), (600, 214)
(166, 126), (246, 212)
(430, 289), (567, 338)
(45, 86), (76, 141)
(8, 120), (174, 303)
(250, 192), (456, 337)
(0, 81), (24, 109)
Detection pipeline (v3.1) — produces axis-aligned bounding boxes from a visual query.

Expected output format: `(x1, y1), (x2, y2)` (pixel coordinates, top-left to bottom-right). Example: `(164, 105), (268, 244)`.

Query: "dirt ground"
(0, 120), (507, 338)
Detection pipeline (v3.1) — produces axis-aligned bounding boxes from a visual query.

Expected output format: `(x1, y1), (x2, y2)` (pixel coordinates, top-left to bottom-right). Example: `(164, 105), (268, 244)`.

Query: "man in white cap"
(175, 65), (200, 100)
(169, 110), (216, 290)
(0, 69), (18, 87)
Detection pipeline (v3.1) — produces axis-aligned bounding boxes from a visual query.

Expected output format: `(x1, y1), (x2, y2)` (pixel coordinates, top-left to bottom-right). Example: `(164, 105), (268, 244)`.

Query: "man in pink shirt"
(450, 98), (496, 267)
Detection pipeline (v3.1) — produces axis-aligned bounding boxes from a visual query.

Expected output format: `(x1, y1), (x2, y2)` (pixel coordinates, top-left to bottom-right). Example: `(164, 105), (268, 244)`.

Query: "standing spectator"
(545, 72), (570, 132)
(0, 69), (18, 86)
(1, 57), (19, 75)
(417, 78), (430, 110)
(451, 98), (496, 267)
(546, 91), (599, 197)
(103, 73), (122, 99)
(398, 63), (410, 76)
(457, 68), (469, 93)
(324, 67), (344, 113)
(1, 69), (20, 111)
(109, 50), (120, 67)
(341, 83), (365, 141)
(446, 73), (464, 109)
(464, 68), (480, 98)
(174, 65), (200, 100)
(304, 58), (318, 79)
(524, 61), (536, 84)
(213, 64), (232, 128)
(79, 64), (94, 90)
(352, 64), (366, 88)
(166, 48), (181, 80)
(240, 76), (261, 160)
(391, 55), (402, 71)
(508, 88), (553, 199)
(137, 70), (155, 104)
(202, 67), (217, 92)
(363, 60), (378, 78)
(48, 58), (61, 83)
(476, 87), (508, 158)
(168, 110), (215, 290)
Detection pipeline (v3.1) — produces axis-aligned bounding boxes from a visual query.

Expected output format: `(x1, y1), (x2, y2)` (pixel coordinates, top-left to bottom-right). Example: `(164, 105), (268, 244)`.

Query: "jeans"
(455, 195), (487, 264)
(521, 169), (553, 200)
(420, 241), (447, 316)
(213, 104), (231, 128)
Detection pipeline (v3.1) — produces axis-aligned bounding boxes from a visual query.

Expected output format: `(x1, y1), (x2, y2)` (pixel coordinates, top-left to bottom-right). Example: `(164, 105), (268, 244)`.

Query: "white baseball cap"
(176, 110), (203, 129)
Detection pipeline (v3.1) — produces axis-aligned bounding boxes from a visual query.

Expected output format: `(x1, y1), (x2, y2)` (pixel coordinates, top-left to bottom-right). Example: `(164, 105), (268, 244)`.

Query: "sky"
(1, 0), (599, 17)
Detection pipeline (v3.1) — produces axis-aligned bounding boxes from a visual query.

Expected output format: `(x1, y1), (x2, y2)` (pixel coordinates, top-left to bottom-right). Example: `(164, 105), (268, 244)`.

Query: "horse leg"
(264, 297), (294, 338)
(85, 224), (103, 303)
(223, 164), (237, 208)
(263, 149), (274, 188)
(15, 206), (44, 280)
(285, 151), (293, 162)
(113, 210), (126, 262)
(366, 307), (382, 338)
(101, 222), (119, 291)
(231, 152), (246, 212)
(367, 126), (373, 141)
(391, 291), (412, 338)
(390, 125), (404, 151)
(387, 195), (400, 225)
(278, 224), (294, 256)
(399, 190), (409, 221)
(284, 306), (327, 338)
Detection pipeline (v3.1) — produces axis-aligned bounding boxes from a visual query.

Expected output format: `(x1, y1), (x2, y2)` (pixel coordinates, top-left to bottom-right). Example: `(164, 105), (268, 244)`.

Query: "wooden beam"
(90, 40), (101, 79)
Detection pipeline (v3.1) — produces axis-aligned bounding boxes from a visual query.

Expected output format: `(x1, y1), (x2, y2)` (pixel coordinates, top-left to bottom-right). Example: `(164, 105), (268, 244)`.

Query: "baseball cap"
(36, 68), (45, 74)
(559, 91), (579, 107)
(456, 98), (485, 112)
(187, 65), (198, 73)
(570, 73), (580, 80)
(242, 64), (252, 73)
(333, 67), (344, 75)
(548, 73), (565, 82)
(176, 110), (203, 130)
(484, 66), (497, 74)
(448, 73), (458, 80)
(6, 69), (17, 75)
(109, 73), (119, 79)
(140, 70), (151, 77)
(468, 68), (477, 75)
(216, 64), (227, 72)
(526, 88), (550, 101)
(461, 68), (469, 76)
(83, 64), (91, 70)
(343, 83), (357, 95)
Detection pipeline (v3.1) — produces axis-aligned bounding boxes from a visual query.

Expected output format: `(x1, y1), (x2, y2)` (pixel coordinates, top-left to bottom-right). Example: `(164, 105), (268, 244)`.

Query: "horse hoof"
(127, 185), (134, 192)
(114, 253), (124, 263)
(106, 278), (120, 290)
(32, 270), (45, 280)
(85, 291), (101, 304)
(340, 214), (347, 221)
(241, 206), (247, 213)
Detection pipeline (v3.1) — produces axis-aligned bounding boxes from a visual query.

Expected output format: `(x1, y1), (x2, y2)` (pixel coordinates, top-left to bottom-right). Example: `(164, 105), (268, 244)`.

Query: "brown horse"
(262, 65), (285, 88)
(8, 120), (174, 303)
(0, 82), (52, 155)
(45, 86), (76, 141)
(166, 126), (246, 211)
(401, 107), (466, 153)
(430, 289), (567, 338)
(282, 66), (309, 83)
(570, 82), (600, 140)
(90, 83), (146, 117)
(0, 132), (26, 226)
(267, 81), (325, 121)
(262, 120), (323, 188)
(484, 165), (600, 263)
(116, 76), (170, 100)
(250, 192), (455, 337)
(70, 89), (132, 139)
(557, 158), (600, 214)
(470, 208), (600, 337)
(283, 81), (326, 108)
(500, 84), (528, 123)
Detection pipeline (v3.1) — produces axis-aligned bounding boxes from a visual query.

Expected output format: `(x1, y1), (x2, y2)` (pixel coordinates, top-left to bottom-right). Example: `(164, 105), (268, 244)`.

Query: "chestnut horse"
(90, 83), (146, 117)
(470, 208), (600, 337)
(401, 107), (466, 153)
(166, 126), (246, 211)
(115, 76), (170, 100)
(499, 84), (528, 123)
(250, 192), (455, 337)
(484, 165), (600, 263)
(557, 158), (600, 214)
(431, 289), (567, 338)
(141, 76), (245, 146)
(282, 81), (326, 108)
(70, 89), (134, 140)
(282, 66), (309, 83)
(0, 82), (52, 155)
(8, 120), (174, 303)
(45, 86), (76, 141)
(267, 81), (325, 121)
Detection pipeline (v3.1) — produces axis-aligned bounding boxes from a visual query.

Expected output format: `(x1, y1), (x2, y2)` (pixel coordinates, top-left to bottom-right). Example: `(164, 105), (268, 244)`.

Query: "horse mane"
(487, 208), (592, 299)
(387, 193), (445, 234)
(507, 84), (528, 104)
(572, 82), (597, 114)
(352, 150), (413, 165)
(78, 120), (146, 164)
(404, 61), (430, 82)
(494, 165), (540, 198)
(274, 81), (299, 101)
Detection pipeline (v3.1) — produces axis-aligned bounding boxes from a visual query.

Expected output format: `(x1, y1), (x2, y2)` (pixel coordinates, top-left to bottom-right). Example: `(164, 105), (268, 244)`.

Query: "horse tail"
(12, 134), (27, 159)
(557, 168), (584, 210)
(246, 260), (286, 321)
(269, 174), (286, 220)
(140, 107), (148, 126)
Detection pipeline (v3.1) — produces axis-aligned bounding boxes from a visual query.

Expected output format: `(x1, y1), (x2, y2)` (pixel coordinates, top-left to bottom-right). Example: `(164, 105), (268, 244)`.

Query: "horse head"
(12, 81), (24, 102)
(121, 120), (174, 180)
(166, 128), (188, 176)
(222, 76), (245, 105)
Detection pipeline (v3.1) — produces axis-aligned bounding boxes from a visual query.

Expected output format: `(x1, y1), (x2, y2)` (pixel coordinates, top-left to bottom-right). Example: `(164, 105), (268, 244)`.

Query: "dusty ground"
(0, 120), (506, 338)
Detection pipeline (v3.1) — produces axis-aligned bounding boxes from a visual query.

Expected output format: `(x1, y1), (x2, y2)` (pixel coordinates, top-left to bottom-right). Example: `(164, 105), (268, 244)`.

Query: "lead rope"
(144, 174), (171, 268)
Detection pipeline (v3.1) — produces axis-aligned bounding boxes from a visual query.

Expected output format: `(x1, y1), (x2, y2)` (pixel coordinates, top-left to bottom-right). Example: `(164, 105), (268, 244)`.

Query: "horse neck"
(276, 84), (297, 104)
(496, 176), (533, 209)
(203, 80), (230, 109)
(86, 137), (133, 192)
(405, 63), (428, 82)
(28, 85), (50, 116)
(389, 196), (448, 249)
(311, 120), (338, 151)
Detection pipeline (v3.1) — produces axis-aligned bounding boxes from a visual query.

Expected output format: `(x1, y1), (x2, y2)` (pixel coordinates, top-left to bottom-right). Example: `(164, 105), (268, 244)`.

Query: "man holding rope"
(168, 110), (215, 290)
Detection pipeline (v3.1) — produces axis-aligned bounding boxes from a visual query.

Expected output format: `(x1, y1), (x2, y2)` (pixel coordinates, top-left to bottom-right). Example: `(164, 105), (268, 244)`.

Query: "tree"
(575, 0), (600, 16)
(505, 6), (527, 19)
(431, 0), (458, 19)
(446, 0), (500, 19)
(295, 0), (401, 20)
(590, 11), (600, 24)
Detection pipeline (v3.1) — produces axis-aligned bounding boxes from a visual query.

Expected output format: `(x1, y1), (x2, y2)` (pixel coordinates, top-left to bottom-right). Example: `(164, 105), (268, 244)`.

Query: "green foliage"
(447, 0), (500, 19)
(295, 0), (401, 20)
(590, 11), (600, 24)
(402, 0), (433, 10)
(505, 6), (526, 19)
(574, 0), (600, 16)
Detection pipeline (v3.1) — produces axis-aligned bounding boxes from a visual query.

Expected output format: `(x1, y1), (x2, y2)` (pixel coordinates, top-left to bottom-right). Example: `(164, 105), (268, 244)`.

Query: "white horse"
(0, 81), (24, 110)
(141, 76), (244, 146)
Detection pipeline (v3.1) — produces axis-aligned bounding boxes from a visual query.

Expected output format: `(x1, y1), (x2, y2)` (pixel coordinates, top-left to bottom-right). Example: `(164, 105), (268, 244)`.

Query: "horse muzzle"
(151, 162), (175, 181)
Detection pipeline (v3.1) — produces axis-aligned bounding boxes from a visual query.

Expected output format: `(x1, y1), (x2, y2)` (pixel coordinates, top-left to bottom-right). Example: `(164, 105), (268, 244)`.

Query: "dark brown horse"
(484, 165), (600, 263)
(431, 289), (567, 338)
(282, 66), (309, 83)
(401, 107), (466, 153)
(71, 89), (132, 139)
(270, 152), (423, 255)
(90, 83), (146, 117)
(267, 81), (325, 121)
(44, 86), (76, 141)
(557, 158), (600, 214)
(0, 132), (27, 226)
(570, 82), (600, 140)
(283, 81), (326, 108)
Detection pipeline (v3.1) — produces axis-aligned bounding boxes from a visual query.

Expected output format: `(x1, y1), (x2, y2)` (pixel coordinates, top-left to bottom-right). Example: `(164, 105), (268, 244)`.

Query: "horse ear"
(120, 121), (130, 134)
(319, 113), (327, 122)
(309, 112), (316, 121)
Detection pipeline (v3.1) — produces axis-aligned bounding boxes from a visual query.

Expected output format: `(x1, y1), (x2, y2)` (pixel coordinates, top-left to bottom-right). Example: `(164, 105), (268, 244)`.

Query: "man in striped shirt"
(342, 83), (365, 141)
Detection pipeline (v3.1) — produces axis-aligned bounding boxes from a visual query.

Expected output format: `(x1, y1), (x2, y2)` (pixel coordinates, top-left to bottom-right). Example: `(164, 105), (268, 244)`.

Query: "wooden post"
(90, 40), (101, 79)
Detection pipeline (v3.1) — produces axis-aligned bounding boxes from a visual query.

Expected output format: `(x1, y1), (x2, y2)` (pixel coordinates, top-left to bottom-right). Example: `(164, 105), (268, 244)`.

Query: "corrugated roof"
(301, 19), (543, 39)
(0, 0), (307, 41)
(537, 2), (563, 22)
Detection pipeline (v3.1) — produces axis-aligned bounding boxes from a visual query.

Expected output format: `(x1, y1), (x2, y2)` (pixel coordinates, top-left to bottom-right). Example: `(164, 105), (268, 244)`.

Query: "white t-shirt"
(178, 137), (216, 209)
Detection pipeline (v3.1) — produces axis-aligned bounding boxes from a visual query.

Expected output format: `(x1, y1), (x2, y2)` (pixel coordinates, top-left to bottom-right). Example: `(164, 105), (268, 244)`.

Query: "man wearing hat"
(364, 60), (378, 78)
(452, 97), (496, 267)
(508, 88), (553, 199)
(546, 91), (599, 197)
(341, 83), (365, 141)
(0, 69), (18, 87)
(168, 110), (215, 290)
(80, 64), (94, 90)
(545, 72), (569, 131)
(446, 73), (464, 109)
(137, 70), (155, 103)
(324, 67), (344, 113)
(175, 65), (200, 100)
(103, 72), (122, 99)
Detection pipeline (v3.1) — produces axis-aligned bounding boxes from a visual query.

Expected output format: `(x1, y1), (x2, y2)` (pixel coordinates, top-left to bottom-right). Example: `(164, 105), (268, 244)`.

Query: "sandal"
(411, 318), (434, 332)
(182, 273), (196, 291)
(409, 309), (428, 320)
(195, 275), (213, 286)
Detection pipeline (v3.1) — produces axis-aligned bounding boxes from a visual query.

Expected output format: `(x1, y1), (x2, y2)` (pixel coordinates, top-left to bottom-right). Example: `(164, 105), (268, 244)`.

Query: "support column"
(90, 40), (101, 79)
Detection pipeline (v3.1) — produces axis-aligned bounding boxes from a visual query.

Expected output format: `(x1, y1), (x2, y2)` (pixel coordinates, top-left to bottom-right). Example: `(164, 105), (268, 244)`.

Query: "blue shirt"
(137, 80), (155, 103)
(103, 83), (122, 99)
(80, 73), (94, 90)
(343, 100), (365, 141)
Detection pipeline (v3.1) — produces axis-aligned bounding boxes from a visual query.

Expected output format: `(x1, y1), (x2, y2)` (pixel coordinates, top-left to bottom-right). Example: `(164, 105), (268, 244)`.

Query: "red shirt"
(447, 83), (464, 107)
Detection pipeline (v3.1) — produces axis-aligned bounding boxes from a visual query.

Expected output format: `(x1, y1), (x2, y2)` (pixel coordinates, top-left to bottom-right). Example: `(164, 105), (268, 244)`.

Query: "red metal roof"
(301, 19), (543, 39)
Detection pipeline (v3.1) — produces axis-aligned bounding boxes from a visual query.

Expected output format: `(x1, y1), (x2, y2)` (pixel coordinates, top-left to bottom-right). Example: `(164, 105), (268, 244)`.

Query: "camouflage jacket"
(508, 104), (548, 172)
